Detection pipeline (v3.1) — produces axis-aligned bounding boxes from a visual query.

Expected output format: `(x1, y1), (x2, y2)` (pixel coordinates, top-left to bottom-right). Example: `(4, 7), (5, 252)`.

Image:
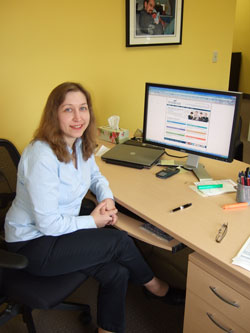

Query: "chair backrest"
(0, 139), (20, 236)
(0, 139), (21, 293)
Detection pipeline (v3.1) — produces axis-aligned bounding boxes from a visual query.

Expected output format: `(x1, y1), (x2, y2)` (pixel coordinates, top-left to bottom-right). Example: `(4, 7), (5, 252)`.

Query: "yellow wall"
(233, 0), (250, 94)
(0, 0), (236, 153)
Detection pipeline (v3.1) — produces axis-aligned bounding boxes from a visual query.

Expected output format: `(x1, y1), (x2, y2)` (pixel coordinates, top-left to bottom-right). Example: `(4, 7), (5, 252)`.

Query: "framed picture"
(126, 0), (184, 47)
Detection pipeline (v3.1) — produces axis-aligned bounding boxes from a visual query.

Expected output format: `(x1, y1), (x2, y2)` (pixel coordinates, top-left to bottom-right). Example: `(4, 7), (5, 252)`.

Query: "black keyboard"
(123, 139), (164, 151)
(141, 222), (173, 241)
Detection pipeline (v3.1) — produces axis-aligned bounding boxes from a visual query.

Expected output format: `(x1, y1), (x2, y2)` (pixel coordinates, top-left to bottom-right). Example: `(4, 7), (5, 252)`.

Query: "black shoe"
(143, 286), (186, 306)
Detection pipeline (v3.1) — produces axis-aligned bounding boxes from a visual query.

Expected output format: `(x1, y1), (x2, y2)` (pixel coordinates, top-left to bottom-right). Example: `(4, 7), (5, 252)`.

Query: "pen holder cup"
(236, 182), (250, 204)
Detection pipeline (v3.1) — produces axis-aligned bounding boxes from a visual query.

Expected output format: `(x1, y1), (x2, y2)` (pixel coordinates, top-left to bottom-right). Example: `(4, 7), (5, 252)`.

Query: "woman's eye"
(65, 108), (72, 112)
(80, 106), (88, 111)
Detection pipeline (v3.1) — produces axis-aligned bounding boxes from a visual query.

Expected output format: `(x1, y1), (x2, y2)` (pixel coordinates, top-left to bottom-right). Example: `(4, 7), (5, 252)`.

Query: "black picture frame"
(126, 0), (184, 47)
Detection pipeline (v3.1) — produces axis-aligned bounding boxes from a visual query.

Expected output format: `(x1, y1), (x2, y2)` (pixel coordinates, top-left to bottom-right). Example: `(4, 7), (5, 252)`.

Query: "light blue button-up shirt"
(5, 139), (113, 242)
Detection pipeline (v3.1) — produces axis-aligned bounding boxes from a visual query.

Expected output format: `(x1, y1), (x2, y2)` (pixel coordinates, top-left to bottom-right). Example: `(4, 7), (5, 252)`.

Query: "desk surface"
(96, 142), (250, 287)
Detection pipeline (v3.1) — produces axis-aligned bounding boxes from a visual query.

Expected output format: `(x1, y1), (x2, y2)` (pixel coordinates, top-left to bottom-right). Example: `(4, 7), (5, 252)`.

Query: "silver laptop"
(101, 144), (164, 169)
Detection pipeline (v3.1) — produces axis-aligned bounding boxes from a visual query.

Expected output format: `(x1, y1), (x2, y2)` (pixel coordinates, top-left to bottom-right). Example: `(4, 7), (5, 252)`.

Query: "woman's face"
(57, 90), (90, 148)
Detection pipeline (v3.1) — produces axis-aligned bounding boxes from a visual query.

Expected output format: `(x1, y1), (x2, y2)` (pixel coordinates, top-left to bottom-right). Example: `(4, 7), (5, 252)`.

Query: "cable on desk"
(164, 151), (188, 159)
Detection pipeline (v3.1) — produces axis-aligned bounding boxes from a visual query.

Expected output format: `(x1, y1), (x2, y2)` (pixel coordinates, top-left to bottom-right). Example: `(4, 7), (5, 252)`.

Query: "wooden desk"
(96, 145), (250, 332)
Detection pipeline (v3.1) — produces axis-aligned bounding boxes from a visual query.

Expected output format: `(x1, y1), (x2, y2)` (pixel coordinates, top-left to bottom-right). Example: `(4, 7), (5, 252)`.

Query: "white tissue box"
(97, 126), (129, 144)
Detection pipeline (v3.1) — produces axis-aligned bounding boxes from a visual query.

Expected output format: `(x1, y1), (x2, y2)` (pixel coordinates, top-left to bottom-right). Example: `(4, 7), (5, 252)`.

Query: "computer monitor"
(143, 82), (242, 181)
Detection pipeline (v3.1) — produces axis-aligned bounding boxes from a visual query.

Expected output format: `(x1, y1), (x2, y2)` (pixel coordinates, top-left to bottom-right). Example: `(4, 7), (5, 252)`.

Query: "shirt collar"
(67, 138), (82, 154)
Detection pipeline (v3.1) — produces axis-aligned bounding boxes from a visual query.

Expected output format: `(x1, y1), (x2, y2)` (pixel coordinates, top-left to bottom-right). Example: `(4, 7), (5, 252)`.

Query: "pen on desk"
(222, 202), (248, 209)
(197, 184), (223, 190)
(171, 203), (192, 213)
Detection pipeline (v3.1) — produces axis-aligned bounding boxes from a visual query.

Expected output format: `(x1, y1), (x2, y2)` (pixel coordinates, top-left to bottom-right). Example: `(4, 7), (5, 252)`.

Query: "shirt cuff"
(76, 215), (97, 229)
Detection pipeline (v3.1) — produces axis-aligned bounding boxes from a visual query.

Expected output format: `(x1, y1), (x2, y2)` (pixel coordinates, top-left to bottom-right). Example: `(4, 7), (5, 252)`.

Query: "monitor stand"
(181, 154), (212, 181)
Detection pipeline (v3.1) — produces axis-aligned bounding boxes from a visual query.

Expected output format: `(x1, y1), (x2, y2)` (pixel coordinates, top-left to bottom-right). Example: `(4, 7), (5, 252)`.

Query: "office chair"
(0, 138), (91, 332)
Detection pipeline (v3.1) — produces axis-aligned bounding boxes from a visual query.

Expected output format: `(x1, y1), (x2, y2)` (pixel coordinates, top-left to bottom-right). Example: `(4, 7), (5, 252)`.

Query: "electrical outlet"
(212, 51), (218, 63)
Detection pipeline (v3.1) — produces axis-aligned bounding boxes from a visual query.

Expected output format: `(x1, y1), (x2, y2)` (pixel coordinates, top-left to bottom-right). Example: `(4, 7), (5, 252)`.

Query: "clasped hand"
(91, 198), (118, 228)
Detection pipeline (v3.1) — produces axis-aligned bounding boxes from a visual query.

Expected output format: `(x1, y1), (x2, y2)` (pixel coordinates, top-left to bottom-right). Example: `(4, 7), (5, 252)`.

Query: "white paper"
(157, 159), (183, 167)
(191, 179), (237, 197)
(108, 115), (120, 130)
(95, 145), (110, 156)
(232, 236), (250, 272)
(156, 160), (187, 174)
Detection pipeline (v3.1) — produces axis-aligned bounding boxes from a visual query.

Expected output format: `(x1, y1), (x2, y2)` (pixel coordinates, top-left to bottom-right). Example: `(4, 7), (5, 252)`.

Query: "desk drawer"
(184, 290), (248, 333)
(187, 261), (250, 331)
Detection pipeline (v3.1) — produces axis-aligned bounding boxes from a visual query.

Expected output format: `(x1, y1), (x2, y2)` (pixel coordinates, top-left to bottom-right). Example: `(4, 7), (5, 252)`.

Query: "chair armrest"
(0, 249), (28, 269)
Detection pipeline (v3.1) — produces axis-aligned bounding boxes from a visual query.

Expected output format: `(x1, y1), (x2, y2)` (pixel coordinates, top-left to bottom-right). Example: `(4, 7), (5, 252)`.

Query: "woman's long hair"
(33, 82), (96, 162)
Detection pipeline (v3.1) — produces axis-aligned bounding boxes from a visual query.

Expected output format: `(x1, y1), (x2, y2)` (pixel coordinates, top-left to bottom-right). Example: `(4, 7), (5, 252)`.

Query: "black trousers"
(6, 200), (154, 333)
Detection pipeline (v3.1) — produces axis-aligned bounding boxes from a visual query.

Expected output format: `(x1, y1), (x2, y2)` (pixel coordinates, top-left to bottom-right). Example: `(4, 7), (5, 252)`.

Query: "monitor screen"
(143, 83), (242, 180)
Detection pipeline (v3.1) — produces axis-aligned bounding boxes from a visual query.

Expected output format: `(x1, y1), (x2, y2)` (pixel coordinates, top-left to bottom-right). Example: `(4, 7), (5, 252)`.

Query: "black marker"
(171, 203), (192, 213)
